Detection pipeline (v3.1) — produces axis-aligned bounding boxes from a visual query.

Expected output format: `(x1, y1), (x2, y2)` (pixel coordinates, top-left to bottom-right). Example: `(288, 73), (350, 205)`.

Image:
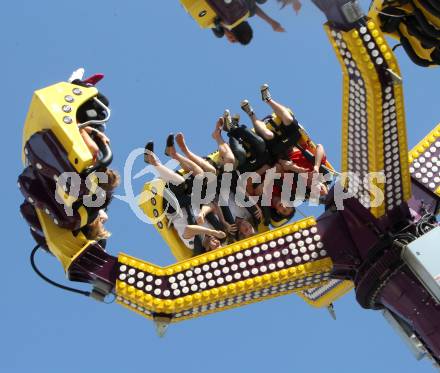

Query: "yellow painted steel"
(409, 122), (440, 198)
(409, 123), (440, 164)
(369, 0), (439, 65)
(325, 20), (411, 217)
(115, 217), (335, 322)
(36, 208), (94, 271)
(22, 82), (97, 172)
(180, 0), (249, 30)
(139, 179), (192, 261)
(298, 280), (354, 308)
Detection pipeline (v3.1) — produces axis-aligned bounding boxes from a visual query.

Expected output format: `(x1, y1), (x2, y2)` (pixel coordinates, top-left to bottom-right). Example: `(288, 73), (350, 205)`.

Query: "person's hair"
(231, 22), (253, 45)
(272, 206), (296, 222)
(85, 216), (111, 241)
(100, 168), (120, 193)
(236, 217), (257, 241)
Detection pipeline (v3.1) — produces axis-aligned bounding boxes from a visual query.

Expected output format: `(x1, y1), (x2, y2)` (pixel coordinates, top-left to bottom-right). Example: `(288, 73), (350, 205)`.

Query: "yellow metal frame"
(408, 122), (440, 196)
(22, 82), (97, 173)
(36, 208), (95, 271)
(116, 217), (335, 322)
(298, 280), (354, 308)
(180, 0), (249, 30)
(368, 0), (438, 65)
(325, 20), (411, 217)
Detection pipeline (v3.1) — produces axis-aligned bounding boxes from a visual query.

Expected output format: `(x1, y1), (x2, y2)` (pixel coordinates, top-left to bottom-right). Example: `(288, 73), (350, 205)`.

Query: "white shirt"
(167, 205), (214, 250)
(228, 195), (252, 220)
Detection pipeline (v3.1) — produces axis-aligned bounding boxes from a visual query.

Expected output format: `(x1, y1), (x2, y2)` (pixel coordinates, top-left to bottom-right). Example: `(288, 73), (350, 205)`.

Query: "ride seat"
(18, 165), (89, 230)
(20, 201), (49, 251)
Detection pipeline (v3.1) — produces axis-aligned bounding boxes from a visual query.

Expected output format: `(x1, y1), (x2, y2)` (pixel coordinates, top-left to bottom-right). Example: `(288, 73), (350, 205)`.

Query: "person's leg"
(212, 117), (235, 165)
(175, 132), (217, 173)
(228, 136), (247, 169)
(313, 144), (326, 172)
(233, 125), (267, 155)
(165, 136), (204, 176)
(260, 84), (298, 128)
(144, 142), (186, 185)
(241, 99), (274, 140)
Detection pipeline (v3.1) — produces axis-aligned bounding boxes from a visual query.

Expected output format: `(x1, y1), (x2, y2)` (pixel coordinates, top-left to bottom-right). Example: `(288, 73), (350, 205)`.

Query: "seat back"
(180, 0), (249, 29)
(140, 179), (194, 261)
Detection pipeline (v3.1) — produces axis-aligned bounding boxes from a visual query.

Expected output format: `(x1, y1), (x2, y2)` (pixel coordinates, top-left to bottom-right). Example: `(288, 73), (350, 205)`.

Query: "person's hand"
(313, 165), (320, 174)
(96, 131), (110, 145)
(212, 117), (223, 141)
(253, 204), (263, 221)
(271, 21), (285, 32)
(225, 223), (238, 234)
(214, 230), (227, 239)
(196, 211), (206, 225)
(293, 0), (302, 14)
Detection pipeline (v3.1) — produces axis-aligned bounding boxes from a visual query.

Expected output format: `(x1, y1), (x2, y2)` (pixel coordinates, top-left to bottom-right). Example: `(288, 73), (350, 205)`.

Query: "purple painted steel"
(68, 243), (118, 286)
(205, 0), (248, 26)
(319, 185), (440, 361)
(378, 269), (440, 359)
(408, 179), (440, 217)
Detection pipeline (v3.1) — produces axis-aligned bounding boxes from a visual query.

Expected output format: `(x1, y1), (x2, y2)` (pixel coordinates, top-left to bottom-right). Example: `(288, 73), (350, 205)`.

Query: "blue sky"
(2, 1), (440, 372)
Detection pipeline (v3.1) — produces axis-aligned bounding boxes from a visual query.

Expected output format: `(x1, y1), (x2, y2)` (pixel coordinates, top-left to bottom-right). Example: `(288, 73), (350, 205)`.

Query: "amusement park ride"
(18, 0), (440, 370)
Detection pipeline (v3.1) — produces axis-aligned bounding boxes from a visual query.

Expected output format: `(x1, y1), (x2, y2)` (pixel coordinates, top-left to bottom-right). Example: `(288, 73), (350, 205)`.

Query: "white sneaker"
(240, 99), (254, 117)
(68, 67), (85, 83)
(260, 84), (272, 102)
(223, 109), (233, 131)
(232, 114), (240, 127)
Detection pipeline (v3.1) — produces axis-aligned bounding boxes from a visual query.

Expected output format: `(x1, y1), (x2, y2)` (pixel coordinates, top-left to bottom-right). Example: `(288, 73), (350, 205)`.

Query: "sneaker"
(232, 114), (240, 128)
(240, 99), (254, 117)
(223, 110), (233, 132)
(68, 67), (85, 83)
(260, 83), (272, 102)
(144, 141), (154, 164)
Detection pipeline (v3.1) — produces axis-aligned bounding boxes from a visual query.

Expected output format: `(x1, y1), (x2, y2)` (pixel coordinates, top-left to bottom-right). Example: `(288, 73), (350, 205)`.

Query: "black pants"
(228, 125), (270, 172)
(266, 118), (301, 158)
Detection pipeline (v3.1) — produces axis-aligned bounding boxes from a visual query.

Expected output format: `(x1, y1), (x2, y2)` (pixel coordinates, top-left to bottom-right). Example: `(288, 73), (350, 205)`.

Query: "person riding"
(240, 84), (329, 194)
(213, 0), (285, 45)
(144, 141), (227, 254)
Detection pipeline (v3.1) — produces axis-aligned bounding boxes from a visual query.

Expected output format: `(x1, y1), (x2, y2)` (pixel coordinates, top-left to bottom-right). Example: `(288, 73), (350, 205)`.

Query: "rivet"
(64, 95), (74, 103)
(63, 116), (73, 124)
(62, 105), (72, 113)
(72, 87), (82, 95)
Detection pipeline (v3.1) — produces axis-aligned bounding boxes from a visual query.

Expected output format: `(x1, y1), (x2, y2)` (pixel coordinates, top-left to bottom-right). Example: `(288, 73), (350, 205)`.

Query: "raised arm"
(255, 6), (285, 32)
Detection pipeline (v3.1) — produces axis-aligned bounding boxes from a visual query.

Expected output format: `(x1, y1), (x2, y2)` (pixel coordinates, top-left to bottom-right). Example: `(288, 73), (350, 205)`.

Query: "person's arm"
(292, 0), (302, 14)
(255, 5), (285, 32)
(278, 159), (309, 173)
(196, 204), (213, 225)
(80, 128), (99, 160)
(183, 225), (226, 240)
(213, 204), (238, 235)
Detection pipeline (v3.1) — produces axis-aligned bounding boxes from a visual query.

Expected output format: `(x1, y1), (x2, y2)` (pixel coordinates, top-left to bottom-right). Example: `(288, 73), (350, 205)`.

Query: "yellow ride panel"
(180, 0), (218, 29)
(298, 279), (354, 308)
(369, 0), (439, 65)
(408, 123), (440, 197)
(115, 217), (334, 322)
(22, 82), (97, 173)
(325, 20), (411, 218)
(36, 208), (94, 271)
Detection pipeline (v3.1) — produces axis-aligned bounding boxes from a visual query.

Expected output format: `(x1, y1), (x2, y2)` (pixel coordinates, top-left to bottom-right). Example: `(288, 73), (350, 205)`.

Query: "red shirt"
(288, 145), (326, 172)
